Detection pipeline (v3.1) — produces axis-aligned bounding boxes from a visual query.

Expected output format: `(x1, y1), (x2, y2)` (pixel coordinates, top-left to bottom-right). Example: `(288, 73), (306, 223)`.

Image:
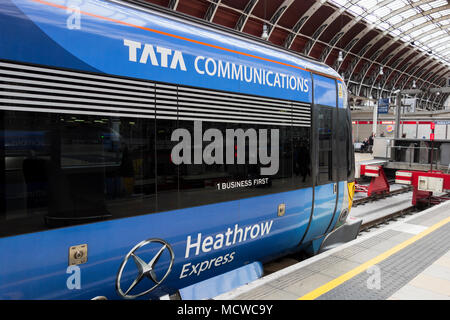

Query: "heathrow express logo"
(116, 239), (175, 299)
(171, 121), (280, 175)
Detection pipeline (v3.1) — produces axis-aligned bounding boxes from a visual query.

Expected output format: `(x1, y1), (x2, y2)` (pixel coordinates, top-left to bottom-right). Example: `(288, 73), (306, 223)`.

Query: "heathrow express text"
(180, 221), (273, 279)
(123, 39), (310, 94)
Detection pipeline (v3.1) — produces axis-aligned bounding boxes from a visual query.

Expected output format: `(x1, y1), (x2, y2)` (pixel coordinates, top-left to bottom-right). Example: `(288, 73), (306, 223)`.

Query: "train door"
(302, 74), (338, 245)
(324, 81), (349, 233)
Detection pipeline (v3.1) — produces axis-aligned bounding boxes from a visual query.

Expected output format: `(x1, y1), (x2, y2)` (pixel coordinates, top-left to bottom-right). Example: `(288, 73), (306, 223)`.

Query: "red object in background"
(356, 165), (390, 197)
(412, 187), (431, 206)
(396, 170), (450, 206)
(430, 122), (435, 130)
(430, 133), (435, 141)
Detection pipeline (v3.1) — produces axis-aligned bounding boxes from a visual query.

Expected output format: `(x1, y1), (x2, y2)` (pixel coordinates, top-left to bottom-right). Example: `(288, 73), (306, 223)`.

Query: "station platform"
(215, 201), (450, 300)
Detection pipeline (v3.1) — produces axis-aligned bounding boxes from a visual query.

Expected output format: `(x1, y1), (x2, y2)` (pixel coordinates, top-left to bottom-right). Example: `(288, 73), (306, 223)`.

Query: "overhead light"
(436, 91), (440, 96)
(379, 67), (384, 76)
(261, 24), (269, 40)
(337, 51), (343, 62)
(412, 80), (416, 88)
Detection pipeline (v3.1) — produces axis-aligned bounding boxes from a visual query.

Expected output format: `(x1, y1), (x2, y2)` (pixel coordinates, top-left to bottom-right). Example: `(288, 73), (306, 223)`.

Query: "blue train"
(0, 0), (357, 300)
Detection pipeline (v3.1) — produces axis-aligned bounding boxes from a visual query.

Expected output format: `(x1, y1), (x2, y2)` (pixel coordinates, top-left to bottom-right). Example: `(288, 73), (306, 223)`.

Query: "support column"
(395, 92), (401, 139)
(373, 102), (378, 137)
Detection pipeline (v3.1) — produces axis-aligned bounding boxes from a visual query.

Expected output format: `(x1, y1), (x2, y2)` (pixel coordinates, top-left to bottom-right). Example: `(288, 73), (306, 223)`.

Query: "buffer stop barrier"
(396, 170), (450, 206)
(355, 165), (390, 197)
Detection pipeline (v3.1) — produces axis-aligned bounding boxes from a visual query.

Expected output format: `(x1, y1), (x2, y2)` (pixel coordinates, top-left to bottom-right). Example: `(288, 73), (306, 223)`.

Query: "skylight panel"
(328, 0), (450, 68)
(399, 8), (417, 19)
(409, 29), (424, 37)
(330, 0), (348, 7)
(422, 24), (436, 33)
(378, 21), (390, 30)
(421, 34), (435, 42)
(387, 1), (405, 11)
(358, 1), (375, 10)
(391, 29), (402, 36)
(428, 30), (446, 38)
(430, 12), (442, 18)
(428, 38), (446, 47)
(365, 13), (378, 23)
(399, 22), (414, 32)
(420, 4), (432, 11)
(348, 4), (365, 16)
(386, 15), (403, 25)
(435, 44), (450, 52)
(400, 34), (412, 42)
(429, 0), (447, 9)
(410, 16), (428, 26)
(372, 6), (391, 17)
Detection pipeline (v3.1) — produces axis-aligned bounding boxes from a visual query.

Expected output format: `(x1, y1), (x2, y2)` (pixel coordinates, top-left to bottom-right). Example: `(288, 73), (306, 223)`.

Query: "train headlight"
(339, 208), (349, 223)
(337, 181), (354, 226)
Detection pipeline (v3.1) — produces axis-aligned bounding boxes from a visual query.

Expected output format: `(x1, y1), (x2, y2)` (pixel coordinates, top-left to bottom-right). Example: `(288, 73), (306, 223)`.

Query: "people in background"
(368, 133), (374, 147)
(120, 146), (135, 196)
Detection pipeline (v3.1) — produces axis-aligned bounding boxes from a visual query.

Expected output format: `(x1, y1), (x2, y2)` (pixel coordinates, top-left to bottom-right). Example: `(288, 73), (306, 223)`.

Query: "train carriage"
(0, 0), (356, 299)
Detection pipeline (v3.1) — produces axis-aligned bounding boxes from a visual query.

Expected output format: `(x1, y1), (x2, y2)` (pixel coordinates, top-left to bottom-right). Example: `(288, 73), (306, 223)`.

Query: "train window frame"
(315, 105), (336, 185)
(0, 80), (313, 238)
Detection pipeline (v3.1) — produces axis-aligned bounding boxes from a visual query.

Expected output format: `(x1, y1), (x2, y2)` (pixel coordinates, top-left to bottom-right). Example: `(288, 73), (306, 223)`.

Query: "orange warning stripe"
(31, 0), (344, 82)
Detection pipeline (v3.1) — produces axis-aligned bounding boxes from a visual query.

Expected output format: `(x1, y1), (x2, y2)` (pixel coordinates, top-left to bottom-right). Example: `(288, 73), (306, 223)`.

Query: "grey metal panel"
(0, 61), (310, 126)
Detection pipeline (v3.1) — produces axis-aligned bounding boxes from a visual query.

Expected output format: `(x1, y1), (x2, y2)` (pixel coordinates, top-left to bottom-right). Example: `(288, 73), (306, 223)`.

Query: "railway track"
(353, 185), (412, 207)
(358, 192), (450, 232)
(358, 205), (417, 232)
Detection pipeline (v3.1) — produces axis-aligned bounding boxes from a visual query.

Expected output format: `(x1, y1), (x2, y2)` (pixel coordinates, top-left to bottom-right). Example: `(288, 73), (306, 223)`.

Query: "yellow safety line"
(298, 215), (450, 300)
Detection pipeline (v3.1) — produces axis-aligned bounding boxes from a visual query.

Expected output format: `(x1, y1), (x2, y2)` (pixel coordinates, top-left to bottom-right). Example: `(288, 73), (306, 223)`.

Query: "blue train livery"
(0, 0), (357, 300)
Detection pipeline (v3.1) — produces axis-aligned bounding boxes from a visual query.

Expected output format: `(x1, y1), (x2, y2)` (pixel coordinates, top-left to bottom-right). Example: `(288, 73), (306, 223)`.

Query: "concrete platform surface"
(215, 200), (450, 300)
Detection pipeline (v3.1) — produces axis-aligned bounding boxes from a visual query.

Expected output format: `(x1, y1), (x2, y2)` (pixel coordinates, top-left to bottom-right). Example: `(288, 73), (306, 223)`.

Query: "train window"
(317, 106), (334, 184)
(175, 121), (295, 209)
(156, 118), (179, 212)
(0, 91), (311, 238)
(293, 126), (312, 187)
(0, 111), (157, 238)
(337, 109), (348, 181)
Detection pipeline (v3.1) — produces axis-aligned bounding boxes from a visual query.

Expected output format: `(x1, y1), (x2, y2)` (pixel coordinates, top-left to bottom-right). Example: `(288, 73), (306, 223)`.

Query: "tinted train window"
(173, 121), (296, 210)
(0, 108), (312, 237)
(293, 126), (312, 187)
(156, 119), (179, 212)
(0, 111), (156, 237)
(317, 106), (334, 184)
(337, 109), (349, 181)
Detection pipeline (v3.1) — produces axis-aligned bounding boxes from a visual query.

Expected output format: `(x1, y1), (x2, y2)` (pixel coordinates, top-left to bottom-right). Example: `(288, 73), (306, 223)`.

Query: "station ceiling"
(130, 0), (450, 110)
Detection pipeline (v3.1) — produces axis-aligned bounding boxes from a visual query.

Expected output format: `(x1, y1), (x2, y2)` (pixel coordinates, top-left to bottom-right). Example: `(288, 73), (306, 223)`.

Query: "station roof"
(132, 0), (450, 110)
